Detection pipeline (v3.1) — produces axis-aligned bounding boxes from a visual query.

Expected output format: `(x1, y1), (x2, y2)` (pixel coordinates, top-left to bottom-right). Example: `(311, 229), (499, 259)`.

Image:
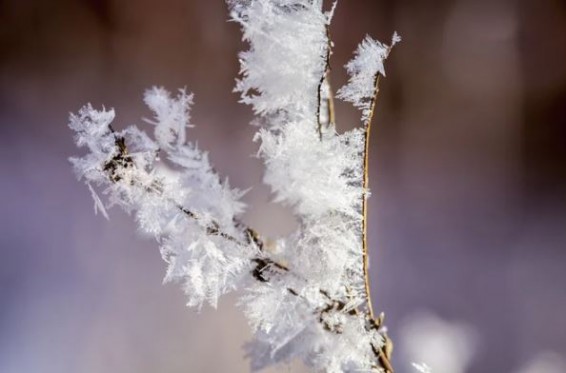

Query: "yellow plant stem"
(362, 73), (381, 321)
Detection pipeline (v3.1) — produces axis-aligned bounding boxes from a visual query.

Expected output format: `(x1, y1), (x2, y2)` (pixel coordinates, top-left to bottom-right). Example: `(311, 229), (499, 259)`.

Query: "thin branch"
(359, 73), (396, 373)
(362, 73), (382, 321)
(316, 25), (333, 140)
(312, 21), (394, 371)
(359, 38), (399, 372)
(326, 75), (336, 125)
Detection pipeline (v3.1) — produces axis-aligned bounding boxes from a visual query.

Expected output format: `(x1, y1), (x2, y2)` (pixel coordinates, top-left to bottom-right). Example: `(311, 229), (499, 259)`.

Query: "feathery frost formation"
(338, 33), (401, 123)
(70, 1), (399, 372)
(70, 89), (250, 308)
(230, 0), (331, 120)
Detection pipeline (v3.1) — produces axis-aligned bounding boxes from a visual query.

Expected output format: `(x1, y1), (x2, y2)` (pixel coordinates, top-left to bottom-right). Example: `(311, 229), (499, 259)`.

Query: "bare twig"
(316, 25), (333, 140)
(361, 73), (382, 321)
(326, 75), (336, 125)
(360, 73), (396, 373)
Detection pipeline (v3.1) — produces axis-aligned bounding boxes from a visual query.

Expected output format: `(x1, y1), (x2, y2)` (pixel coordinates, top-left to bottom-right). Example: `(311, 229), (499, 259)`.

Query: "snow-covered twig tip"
(338, 32), (401, 123)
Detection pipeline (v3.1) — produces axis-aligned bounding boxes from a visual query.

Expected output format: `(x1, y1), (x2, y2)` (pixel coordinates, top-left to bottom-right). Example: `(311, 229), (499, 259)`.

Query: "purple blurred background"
(1, 1), (565, 372)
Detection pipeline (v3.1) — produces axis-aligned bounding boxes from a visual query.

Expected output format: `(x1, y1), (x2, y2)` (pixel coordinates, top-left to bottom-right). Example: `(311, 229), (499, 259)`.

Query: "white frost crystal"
(338, 33), (400, 123)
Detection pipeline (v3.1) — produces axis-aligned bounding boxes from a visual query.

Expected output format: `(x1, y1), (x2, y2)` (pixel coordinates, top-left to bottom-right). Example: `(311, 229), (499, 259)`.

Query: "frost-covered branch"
(70, 95), (389, 371)
(70, 1), (400, 372)
(336, 33), (401, 321)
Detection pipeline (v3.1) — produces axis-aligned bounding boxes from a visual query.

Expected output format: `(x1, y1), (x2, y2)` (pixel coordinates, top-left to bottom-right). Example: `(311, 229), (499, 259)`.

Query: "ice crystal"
(337, 33), (400, 123)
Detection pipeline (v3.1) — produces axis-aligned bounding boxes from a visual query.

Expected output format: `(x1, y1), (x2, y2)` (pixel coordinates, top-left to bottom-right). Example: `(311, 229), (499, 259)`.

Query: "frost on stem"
(230, 0), (331, 120)
(70, 1), (399, 372)
(337, 33), (401, 124)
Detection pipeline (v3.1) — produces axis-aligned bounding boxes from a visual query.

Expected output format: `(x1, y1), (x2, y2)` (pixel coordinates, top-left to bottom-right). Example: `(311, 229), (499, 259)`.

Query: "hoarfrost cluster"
(69, 1), (399, 372)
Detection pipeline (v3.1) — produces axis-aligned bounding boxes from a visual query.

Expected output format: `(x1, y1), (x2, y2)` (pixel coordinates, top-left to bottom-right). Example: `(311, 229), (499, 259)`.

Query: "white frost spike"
(337, 32), (401, 123)
(413, 363), (433, 373)
(143, 87), (194, 150)
(87, 183), (109, 220)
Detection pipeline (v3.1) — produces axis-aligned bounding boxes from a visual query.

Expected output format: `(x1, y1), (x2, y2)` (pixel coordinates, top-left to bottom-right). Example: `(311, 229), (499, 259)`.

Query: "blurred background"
(0, 0), (565, 372)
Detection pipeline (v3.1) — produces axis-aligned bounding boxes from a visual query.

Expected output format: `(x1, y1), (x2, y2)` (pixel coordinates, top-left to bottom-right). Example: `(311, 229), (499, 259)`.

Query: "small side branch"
(316, 25), (334, 140)
(359, 73), (396, 373)
(361, 73), (382, 320)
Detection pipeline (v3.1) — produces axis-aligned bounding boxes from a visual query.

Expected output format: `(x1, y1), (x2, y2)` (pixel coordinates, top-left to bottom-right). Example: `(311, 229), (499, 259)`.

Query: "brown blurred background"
(0, 1), (565, 372)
